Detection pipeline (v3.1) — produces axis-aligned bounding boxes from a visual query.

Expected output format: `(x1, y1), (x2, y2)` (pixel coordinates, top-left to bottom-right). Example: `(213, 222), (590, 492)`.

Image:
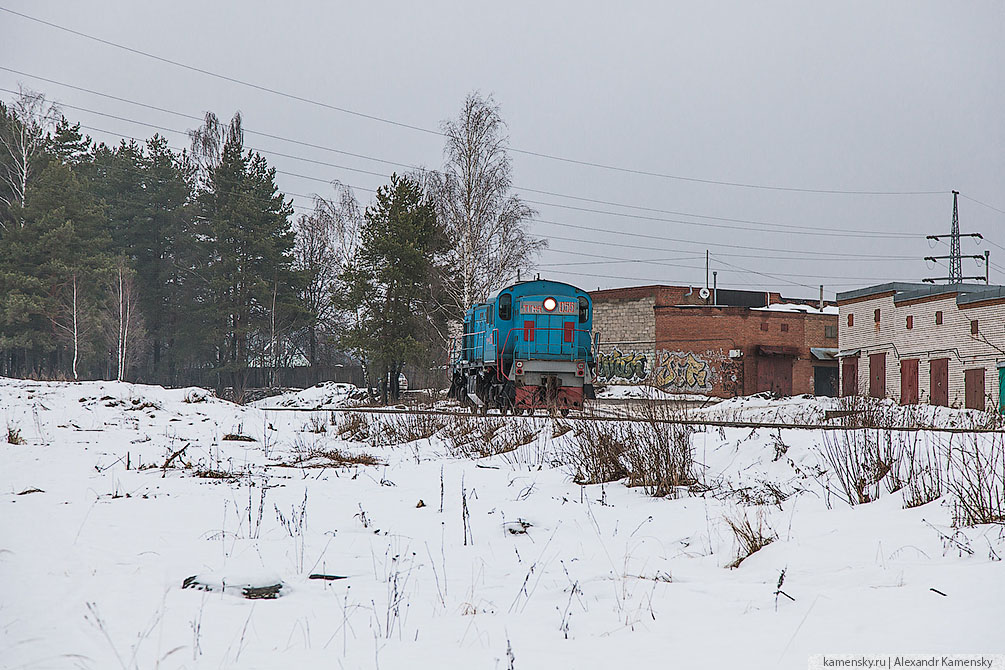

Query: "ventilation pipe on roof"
(819, 285), (824, 311)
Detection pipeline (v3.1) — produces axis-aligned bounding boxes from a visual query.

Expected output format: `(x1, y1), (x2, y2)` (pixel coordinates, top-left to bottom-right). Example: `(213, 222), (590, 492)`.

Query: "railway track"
(256, 403), (1005, 434)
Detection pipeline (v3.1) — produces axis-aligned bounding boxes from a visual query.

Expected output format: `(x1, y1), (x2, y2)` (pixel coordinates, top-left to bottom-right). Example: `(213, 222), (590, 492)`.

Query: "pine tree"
(198, 131), (299, 399)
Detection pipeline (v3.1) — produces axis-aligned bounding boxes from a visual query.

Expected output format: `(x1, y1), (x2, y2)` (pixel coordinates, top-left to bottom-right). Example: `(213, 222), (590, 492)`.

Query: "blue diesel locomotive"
(448, 279), (596, 415)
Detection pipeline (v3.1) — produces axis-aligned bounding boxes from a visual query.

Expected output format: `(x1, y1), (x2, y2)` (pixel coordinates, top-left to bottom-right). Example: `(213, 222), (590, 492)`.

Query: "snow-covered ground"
(251, 381), (365, 410)
(2, 377), (1003, 669)
(695, 392), (1003, 428)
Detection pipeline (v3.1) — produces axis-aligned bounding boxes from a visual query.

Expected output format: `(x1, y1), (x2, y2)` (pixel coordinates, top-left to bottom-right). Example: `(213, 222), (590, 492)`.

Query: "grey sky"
(2, 1), (1002, 300)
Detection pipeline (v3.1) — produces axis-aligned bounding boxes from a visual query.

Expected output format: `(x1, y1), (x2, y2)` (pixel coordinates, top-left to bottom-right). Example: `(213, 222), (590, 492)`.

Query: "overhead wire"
(0, 75), (928, 239)
(0, 7), (950, 196)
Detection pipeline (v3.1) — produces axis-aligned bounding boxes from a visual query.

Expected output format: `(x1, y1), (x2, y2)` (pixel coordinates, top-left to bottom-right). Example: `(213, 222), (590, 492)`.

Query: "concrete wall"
(839, 292), (1005, 408)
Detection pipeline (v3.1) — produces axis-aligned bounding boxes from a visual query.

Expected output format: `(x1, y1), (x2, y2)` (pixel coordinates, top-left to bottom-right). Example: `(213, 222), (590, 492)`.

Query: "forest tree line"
(0, 88), (541, 402)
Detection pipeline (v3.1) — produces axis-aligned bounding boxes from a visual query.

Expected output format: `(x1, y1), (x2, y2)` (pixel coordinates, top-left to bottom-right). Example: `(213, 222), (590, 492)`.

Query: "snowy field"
(2, 377), (1004, 669)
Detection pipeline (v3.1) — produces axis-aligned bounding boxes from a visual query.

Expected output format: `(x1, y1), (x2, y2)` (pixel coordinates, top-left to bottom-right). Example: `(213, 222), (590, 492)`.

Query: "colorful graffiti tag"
(652, 352), (712, 391)
(596, 349), (648, 381)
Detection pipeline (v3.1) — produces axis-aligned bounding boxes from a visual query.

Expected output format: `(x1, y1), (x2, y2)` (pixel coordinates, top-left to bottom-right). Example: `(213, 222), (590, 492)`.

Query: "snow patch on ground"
(1, 377), (1002, 668)
(252, 381), (365, 409)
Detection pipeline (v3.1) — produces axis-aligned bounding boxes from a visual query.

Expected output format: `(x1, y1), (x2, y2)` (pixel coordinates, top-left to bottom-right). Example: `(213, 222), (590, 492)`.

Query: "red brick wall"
(654, 307), (838, 397)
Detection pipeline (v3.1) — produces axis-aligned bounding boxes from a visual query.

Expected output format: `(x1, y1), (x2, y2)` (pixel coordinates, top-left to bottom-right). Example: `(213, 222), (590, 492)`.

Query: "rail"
(255, 404), (1005, 434)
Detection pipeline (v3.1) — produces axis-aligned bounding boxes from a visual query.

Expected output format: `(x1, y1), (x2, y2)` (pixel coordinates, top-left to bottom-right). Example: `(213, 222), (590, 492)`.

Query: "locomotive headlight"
(543, 297), (557, 312)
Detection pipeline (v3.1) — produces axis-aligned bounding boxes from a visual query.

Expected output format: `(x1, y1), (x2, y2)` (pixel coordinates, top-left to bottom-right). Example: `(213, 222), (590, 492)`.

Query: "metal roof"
(836, 282), (1005, 306)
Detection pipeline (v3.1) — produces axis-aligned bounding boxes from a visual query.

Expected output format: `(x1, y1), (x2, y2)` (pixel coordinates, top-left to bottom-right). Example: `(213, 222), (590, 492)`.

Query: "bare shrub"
(820, 428), (952, 509)
(902, 442), (945, 509)
(725, 508), (777, 568)
(288, 436), (380, 467)
(6, 422), (26, 445)
(947, 432), (1005, 526)
(624, 400), (697, 497)
(381, 412), (448, 445)
(566, 421), (629, 484)
(442, 415), (537, 458)
(819, 429), (895, 505)
(335, 413), (371, 441)
(886, 434), (946, 509)
(304, 415), (327, 434)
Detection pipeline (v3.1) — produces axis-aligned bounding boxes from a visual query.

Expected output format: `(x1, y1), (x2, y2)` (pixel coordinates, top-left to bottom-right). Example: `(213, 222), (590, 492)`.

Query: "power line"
(44, 101), (941, 258)
(69, 123), (928, 289)
(72, 116), (953, 296)
(959, 193), (1005, 217)
(0, 74), (928, 239)
(0, 8), (950, 196)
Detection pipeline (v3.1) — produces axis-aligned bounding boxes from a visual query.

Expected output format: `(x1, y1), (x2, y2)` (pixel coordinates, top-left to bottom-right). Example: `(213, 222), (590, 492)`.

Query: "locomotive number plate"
(521, 301), (577, 315)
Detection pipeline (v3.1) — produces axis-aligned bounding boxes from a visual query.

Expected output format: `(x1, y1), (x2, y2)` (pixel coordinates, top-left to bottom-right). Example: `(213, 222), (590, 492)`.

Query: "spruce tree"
(340, 173), (445, 403)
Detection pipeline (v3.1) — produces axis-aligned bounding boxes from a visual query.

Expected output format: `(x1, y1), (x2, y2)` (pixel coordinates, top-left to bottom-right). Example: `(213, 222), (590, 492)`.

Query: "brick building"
(591, 285), (839, 398)
(837, 283), (1005, 410)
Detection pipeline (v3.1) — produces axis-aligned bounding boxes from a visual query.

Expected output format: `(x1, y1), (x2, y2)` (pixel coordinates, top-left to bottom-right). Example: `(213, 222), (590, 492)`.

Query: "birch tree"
(50, 273), (88, 380)
(102, 262), (145, 382)
(188, 111), (242, 180)
(0, 87), (60, 228)
(430, 93), (544, 315)
(293, 182), (361, 367)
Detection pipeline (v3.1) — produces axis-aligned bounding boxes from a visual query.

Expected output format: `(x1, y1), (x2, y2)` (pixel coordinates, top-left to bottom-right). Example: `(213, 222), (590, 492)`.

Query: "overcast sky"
(2, 1), (1002, 300)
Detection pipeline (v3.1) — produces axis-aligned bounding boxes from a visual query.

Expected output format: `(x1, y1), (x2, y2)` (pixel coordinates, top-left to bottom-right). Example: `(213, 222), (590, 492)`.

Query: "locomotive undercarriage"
(448, 365), (593, 416)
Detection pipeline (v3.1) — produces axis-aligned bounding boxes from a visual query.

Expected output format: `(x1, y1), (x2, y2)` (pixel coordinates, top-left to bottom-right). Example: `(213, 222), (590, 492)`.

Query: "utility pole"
(924, 191), (985, 284)
(705, 250), (709, 292)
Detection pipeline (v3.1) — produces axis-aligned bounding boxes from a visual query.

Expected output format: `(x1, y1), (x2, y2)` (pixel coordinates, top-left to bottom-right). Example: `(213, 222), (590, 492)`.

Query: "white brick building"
(837, 283), (1005, 410)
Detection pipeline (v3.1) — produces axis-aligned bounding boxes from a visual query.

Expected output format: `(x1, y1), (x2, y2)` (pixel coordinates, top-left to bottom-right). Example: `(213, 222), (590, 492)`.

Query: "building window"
(780, 323), (789, 332)
(935, 311), (943, 325)
(760, 322), (768, 331)
(825, 325), (837, 339)
(848, 314), (854, 327)
(971, 320), (979, 335)
(906, 315), (913, 330)
(874, 308), (881, 323)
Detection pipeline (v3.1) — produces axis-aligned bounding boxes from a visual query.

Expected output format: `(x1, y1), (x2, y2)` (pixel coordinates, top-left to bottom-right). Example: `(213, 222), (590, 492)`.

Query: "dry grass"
(725, 508), (777, 568)
(222, 433), (256, 442)
(334, 413), (371, 441)
(194, 468), (242, 481)
(567, 421), (629, 484)
(624, 400), (697, 497)
(441, 414), (539, 459)
(286, 436), (381, 468)
(303, 415), (327, 434)
(6, 422), (26, 445)
(380, 412), (448, 445)
(565, 401), (697, 496)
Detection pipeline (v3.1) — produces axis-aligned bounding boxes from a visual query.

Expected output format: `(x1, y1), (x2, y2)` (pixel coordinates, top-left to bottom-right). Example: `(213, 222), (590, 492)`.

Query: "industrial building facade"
(590, 285), (839, 398)
(837, 283), (1005, 410)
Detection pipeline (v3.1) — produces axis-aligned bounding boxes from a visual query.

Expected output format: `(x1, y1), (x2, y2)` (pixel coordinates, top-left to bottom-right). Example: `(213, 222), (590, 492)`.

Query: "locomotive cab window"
(487, 306), (494, 325)
(499, 293), (512, 321)
(578, 296), (589, 323)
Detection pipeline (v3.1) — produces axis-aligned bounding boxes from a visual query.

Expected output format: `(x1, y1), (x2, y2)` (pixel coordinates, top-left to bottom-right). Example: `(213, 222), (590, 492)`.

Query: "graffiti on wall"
(652, 351), (713, 391)
(596, 349), (648, 381)
(595, 346), (734, 394)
